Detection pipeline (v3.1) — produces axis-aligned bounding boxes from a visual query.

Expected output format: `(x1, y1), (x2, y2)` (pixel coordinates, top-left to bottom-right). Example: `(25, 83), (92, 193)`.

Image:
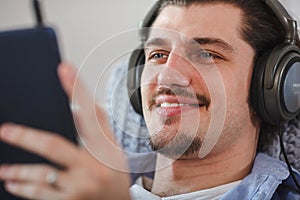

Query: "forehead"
(150, 3), (245, 47)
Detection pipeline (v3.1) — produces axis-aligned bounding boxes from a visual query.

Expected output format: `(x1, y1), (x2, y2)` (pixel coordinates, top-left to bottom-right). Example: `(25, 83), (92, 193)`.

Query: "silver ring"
(46, 170), (58, 187)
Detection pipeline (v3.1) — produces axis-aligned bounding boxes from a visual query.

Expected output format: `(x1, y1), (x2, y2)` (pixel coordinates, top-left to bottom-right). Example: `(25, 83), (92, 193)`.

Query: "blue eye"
(147, 51), (169, 64)
(198, 51), (214, 59)
(188, 49), (224, 65)
(153, 53), (166, 59)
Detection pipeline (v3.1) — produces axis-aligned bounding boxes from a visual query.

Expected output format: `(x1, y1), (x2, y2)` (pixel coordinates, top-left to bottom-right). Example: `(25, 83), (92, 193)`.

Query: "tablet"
(0, 27), (78, 199)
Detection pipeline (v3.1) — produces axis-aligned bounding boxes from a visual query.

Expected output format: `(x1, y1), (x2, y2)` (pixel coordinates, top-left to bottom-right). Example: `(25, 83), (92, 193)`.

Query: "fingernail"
(0, 123), (16, 140)
(60, 63), (76, 78)
(5, 181), (17, 191)
(0, 165), (9, 179)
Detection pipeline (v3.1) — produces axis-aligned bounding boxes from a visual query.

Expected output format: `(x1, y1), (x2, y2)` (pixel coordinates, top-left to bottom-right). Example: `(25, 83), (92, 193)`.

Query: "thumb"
(57, 62), (128, 172)
(57, 62), (77, 98)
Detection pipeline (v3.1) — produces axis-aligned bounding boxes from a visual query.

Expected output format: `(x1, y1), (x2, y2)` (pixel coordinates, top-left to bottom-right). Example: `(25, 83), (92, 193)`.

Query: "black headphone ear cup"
(251, 44), (300, 125)
(251, 51), (271, 123)
(127, 47), (145, 116)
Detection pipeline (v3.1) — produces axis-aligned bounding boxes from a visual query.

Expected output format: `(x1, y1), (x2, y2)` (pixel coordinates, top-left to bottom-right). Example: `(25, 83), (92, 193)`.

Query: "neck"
(151, 128), (259, 197)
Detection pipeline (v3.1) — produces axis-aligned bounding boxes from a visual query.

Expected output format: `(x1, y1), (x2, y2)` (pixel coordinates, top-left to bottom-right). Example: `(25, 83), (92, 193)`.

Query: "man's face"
(141, 4), (256, 159)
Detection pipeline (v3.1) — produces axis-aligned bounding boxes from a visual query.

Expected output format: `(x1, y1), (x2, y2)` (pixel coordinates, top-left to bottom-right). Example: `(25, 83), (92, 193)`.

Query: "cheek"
(140, 68), (157, 122)
(141, 86), (154, 132)
(221, 53), (255, 105)
(222, 78), (247, 117)
(230, 48), (255, 103)
(141, 63), (162, 84)
(140, 86), (150, 111)
(140, 63), (165, 104)
(220, 62), (255, 126)
(140, 69), (156, 104)
(230, 66), (253, 104)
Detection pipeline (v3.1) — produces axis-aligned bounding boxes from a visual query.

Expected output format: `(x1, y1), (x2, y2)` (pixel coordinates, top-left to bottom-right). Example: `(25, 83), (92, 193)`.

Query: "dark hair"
(156, 0), (300, 59)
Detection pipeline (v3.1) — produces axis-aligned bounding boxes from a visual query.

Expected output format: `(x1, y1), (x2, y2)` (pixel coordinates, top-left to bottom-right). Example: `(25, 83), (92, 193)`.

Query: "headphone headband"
(139, 1), (161, 42)
(264, 0), (298, 44)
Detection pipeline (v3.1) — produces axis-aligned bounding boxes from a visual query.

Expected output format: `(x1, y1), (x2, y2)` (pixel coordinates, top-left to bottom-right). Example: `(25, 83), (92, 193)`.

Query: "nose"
(157, 52), (191, 87)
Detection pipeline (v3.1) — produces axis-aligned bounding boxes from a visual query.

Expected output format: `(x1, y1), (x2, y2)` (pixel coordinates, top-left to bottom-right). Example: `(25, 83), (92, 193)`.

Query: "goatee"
(149, 133), (203, 158)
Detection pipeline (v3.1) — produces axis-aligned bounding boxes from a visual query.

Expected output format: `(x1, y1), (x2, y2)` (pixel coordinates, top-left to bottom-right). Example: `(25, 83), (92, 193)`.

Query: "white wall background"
(0, 0), (299, 105)
(0, 0), (298, 64)
(0, 0), (156, 66)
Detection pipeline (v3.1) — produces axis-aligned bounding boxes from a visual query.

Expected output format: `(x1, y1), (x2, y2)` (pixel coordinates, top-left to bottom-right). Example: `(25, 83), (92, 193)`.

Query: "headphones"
(251, 0), (300, 125)
(127, 0), (300, 125)
(127, 2), (160, 116)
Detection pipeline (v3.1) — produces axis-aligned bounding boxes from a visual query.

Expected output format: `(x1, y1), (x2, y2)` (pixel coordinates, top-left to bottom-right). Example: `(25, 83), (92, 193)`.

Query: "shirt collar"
(221, 153), (290, 200)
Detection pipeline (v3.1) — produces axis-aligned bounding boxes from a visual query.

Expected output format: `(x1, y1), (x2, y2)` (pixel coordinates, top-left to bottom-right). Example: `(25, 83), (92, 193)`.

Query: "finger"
(57, 63), (102, 142)
(57, 62), (76, 100)
(0, 164), (66, 188)
(57, 63), (127, 171)
(0, 164), (53, 183)
(0, 123), (80, 166)
(4, 181), (64, 200)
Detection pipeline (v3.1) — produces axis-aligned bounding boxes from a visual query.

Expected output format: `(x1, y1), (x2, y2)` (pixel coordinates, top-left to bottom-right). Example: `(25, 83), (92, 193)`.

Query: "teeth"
(158, 102), (201, 108)
(159, 102), (185, 107)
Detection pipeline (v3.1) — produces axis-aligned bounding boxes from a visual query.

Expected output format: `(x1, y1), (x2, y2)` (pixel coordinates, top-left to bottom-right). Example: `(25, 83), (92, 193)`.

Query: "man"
(0, 0), (299, 200)
(129, 0), (300, 199)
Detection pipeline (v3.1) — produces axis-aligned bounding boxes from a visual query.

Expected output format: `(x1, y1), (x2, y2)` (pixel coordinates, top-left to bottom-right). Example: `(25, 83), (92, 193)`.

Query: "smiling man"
(129, 0), (300, 199)
(134, 1), (260, 197)
(0, 0), (300, 200)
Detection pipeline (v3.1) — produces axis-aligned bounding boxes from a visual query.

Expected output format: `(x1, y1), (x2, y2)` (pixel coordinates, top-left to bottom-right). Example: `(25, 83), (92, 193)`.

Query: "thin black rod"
(33, 0), (44, 27)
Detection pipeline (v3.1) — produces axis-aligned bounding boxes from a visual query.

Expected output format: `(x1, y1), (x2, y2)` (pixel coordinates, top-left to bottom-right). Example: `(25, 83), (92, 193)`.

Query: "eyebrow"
(192, 37), (235, 53)
(144, 37), (235, 53)
(144, 38), (170, 49)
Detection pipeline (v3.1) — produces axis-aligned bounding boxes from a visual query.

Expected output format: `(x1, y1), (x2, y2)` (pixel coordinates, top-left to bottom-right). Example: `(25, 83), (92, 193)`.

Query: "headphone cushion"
(127, 47), (145, 116)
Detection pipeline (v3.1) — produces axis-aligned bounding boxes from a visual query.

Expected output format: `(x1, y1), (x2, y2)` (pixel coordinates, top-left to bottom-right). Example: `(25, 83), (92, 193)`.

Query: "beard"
(149, 129), (203, 158)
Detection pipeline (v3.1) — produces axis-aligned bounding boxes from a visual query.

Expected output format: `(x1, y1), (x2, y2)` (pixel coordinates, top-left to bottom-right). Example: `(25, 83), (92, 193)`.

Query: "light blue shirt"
(129, 153), (300, 200)
(221, 153), (300, 199)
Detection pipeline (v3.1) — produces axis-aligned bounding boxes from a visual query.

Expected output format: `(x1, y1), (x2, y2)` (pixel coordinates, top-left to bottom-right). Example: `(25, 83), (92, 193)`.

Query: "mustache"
(148, 87), (211, 109)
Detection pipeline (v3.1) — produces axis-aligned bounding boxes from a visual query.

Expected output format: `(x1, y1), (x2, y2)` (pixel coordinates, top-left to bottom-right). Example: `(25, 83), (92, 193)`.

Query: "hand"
(0, 63), (131, 200)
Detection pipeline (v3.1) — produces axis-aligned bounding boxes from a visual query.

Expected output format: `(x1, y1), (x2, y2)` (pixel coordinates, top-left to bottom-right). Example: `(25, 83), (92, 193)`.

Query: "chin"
(150, 133), (203, 159)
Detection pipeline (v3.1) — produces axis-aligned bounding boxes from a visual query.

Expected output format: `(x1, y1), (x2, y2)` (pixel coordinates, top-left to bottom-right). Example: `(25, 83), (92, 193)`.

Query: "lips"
(154, 95), (205, 117)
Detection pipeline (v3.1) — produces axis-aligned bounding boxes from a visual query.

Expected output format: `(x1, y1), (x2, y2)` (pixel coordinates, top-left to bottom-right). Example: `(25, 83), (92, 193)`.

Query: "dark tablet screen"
(0, 27), (78, 199)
